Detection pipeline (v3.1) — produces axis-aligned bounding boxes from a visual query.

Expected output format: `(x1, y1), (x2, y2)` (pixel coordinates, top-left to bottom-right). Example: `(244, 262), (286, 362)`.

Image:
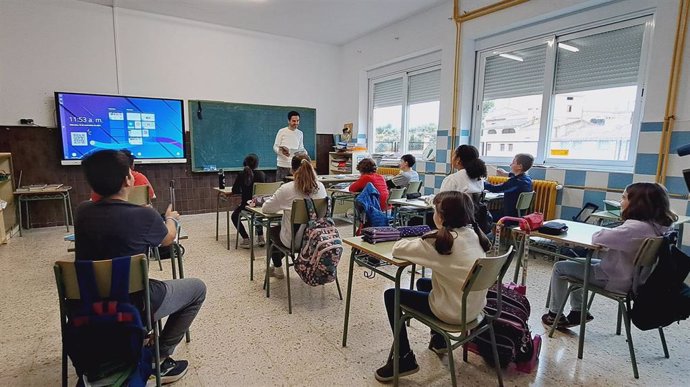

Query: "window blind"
(554, 24), (644, 94)
(408, 69), (441, 104)
(483, 44), (547, 100)
(373, 77), (403, 108)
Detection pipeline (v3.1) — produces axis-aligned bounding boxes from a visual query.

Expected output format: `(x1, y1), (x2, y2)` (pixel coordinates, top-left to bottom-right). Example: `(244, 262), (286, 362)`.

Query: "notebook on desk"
(603, 199), (621, 217)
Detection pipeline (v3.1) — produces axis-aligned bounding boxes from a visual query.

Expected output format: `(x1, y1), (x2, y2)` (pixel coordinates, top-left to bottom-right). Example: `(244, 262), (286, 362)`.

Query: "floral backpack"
(296, 197), (343, 286)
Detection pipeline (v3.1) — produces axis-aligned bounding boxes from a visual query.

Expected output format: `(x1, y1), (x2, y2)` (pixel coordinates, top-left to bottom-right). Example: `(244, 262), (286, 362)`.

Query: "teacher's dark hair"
(622, 182), (677, 227)
(422, 191), (491, 254)
(292, 154), (318, 195)
(82, 150), (131, 198)
(243, 153), (259, 186)
(288, 111), (300, 120)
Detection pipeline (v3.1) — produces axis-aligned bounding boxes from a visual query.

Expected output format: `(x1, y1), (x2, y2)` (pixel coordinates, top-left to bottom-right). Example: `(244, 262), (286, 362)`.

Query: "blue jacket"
(484, 173), (533, 217)
(355, 183), (389, 228)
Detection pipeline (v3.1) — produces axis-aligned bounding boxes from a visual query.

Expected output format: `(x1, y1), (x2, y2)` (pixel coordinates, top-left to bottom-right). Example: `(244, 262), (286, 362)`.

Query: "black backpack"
(471, 193), (493, 234)
(65, 257), (152, 386)
(630, 231), (690, 330)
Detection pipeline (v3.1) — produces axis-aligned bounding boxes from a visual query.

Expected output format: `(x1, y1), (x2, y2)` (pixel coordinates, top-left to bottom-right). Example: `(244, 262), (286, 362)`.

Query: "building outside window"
(472, 16), (651, 170)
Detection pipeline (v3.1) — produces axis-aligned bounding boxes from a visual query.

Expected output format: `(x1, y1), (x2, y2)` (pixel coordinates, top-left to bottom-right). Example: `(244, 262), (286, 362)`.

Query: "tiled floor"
(1, 213), (688, 386)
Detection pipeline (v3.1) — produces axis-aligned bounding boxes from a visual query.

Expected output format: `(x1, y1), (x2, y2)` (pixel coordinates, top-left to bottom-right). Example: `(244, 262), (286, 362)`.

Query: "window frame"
(367, 58), (441, 157)
(471, 15), (653, 172)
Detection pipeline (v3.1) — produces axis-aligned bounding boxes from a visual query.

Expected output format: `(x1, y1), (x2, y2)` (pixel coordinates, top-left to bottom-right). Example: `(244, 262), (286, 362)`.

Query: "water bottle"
(218, 169), (226, 189)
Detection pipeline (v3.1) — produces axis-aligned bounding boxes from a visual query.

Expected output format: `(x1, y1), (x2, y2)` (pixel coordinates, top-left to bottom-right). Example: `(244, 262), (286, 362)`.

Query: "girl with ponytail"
(232, 154), (266, 248)
(375, 191), (491, 382)
(262, 154), (327, 279)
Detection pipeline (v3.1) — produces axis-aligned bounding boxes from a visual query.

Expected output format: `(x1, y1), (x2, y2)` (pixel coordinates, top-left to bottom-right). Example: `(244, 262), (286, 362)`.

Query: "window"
(473, 17), (651, 170)
(369, 59), (440, 156)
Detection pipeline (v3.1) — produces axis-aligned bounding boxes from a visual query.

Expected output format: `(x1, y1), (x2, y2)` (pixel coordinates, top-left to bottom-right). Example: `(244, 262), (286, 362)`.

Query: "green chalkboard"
(189, 100), (316, 172)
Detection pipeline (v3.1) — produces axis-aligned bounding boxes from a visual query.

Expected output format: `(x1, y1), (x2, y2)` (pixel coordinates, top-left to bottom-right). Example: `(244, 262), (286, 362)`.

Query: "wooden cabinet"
(328, 151), (367, 175)
(0, 153), (16, 243)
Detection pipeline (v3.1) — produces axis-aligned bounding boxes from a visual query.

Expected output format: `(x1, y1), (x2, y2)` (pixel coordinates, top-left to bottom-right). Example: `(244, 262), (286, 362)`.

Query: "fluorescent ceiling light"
(558, 43), (579, 52)
(499, 53), (523, 62)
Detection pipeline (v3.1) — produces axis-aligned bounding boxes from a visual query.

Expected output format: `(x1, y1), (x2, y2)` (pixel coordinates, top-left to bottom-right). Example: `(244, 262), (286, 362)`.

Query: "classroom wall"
(0, 0), (341, 133)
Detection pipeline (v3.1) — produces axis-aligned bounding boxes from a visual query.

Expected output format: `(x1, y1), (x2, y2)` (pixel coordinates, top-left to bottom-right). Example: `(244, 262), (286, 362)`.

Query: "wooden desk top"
(342, 236), (411, 267)
(14, 185), (72, 195)
(286, 174), (361, 183)
(388, 198), (432, 209)
(243, 205), (283, 218)
(521, 219), (604, 249)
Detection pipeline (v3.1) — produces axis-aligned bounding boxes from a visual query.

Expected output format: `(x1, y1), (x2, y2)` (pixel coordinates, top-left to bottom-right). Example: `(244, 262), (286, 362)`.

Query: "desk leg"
(342, 249), (356, 347)
(393, 265), (405, 387)
(226, 209), (230, 250)
(17, 198), (23, 237)
(578, 251), (593, 359)
(265, 220), (272, 298)
(215, 193), (220, 241)
(66, 192), (74, 228)
(171, 242), (178, 280)
(62, 193), (70, 232)
(249, 214), (255, 281)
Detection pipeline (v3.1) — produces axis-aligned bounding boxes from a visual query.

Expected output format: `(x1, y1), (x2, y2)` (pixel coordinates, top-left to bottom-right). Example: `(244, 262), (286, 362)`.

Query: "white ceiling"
(77, 0), (449, 45)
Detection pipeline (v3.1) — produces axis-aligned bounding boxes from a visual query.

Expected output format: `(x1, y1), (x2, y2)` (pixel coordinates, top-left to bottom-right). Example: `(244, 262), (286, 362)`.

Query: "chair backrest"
(127, 186), (150, 206)
(573, 202), (599, 223)
(633, 236), (665, 268)
(388, 187), (406, 202)
(254, 181), (282, 196)
(407, 181), (422, 194)
(54, 254), (148, 300)
(462, 246), (514, 294)
(290, 198), (330, 225)
(516, 191), (535, 216)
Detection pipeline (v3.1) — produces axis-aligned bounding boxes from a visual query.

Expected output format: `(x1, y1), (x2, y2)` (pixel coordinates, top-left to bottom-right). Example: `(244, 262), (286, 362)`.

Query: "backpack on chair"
(64, 257), (152, 387)
(296, 198), (344, 286)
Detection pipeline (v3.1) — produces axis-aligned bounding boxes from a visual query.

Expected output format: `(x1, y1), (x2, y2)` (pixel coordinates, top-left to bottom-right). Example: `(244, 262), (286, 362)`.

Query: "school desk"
(243, 205), (283, 282)
(212, 187), (235, 249)
(15, 185), (73, 236)
(284, 174), (360, 186)
(589, 211), (690, 245)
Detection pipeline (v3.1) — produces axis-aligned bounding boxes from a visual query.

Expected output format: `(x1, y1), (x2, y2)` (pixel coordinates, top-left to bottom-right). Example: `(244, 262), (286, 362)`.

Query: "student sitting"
(542, 182), (676, 328)
(386, 154), (420, 189)
(75, 150), (206, 384)
(232, 154), (266, 249)
(483, 153), (534, 217)
(374, 191), (492, 382)
(349, 158), (389, 211)
(262, 154), (327, 279)
(440, 145), (486, 194)
(90, 149), (155, 202)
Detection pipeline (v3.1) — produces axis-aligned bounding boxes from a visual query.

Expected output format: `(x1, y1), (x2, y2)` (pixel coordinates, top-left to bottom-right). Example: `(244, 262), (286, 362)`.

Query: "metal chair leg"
(445, 334), (457, 387)
(286, 255), (292, 314)
(489, 323), (504, 387)
(616, 301), (623, 336)
(335, 274), (343, 300)
(62, 347), (68, 387)
(549, 285), (576, 337)
(621, 305), (639, 379)
(658, 327), (670, 358)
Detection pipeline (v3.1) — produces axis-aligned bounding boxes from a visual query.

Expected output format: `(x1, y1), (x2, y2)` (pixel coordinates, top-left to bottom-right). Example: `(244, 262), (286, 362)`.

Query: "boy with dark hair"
(89, 149), (155, 202)
(75, 150), (206, 384)
(484, 153), (534, 218)
(386, 154), (420, 189)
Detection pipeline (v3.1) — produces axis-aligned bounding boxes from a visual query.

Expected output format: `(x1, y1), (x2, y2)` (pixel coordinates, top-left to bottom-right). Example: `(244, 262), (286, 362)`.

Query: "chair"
(397, 247), (515, 387)
(548, 237), (668, 379)
(264, 198), (343, 314)
(406, 180), (423, 194)
(387, 187), (406, 225)
(54, 254), (161, 387)
(234, 182), (283, 249)
(515, 191), (535, 217)
(126, 185), (151, 206)
(573, 202), (599, 224)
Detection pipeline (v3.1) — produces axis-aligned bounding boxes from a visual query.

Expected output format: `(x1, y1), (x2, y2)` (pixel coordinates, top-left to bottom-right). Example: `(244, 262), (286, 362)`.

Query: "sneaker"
(541, 312), (574, 329)
(257, 235), (266, 247)
(374, 351), (419, 383)
(151, 357), (188, 385)
(428, 333), (448, 355)
(268, 265), (285, 279)
(566, 311), (594, 327)
(239, 238), (250, 249)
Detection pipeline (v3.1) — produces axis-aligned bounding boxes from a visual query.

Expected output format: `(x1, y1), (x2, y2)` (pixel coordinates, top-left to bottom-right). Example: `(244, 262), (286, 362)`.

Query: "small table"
(243, 206), (283, 281)
(589, 211), (690, 245)
(285, 174), (360, 186)
(15, 186), (73, 236)
(514, 219), (604, 360)
(341, 236), (416, 386)
(212, 187), (234, 250)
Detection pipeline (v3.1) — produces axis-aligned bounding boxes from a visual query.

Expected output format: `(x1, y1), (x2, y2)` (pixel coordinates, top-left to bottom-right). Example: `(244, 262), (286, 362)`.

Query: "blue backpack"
(65, 257), (152, 387)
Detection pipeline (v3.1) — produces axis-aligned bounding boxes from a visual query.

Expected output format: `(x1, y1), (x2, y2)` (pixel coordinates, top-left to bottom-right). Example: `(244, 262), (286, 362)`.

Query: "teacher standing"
(273, 110), (304, 182)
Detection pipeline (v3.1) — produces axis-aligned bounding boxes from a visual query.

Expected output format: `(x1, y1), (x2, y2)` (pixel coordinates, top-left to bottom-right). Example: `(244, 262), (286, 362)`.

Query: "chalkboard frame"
(189, 100), (316, 172)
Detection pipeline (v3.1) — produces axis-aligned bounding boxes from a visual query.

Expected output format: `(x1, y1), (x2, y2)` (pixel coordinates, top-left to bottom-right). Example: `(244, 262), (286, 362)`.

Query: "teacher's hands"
(279, 146), (290, 156)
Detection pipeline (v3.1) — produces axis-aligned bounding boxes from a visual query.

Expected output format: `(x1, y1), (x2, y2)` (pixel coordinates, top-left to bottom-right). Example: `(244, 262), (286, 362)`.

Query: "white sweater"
(262, 180), (327, 247)
(440, 169), (484, 193)
(391, 227), (487, 325)
(273, 127), (304, 168)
